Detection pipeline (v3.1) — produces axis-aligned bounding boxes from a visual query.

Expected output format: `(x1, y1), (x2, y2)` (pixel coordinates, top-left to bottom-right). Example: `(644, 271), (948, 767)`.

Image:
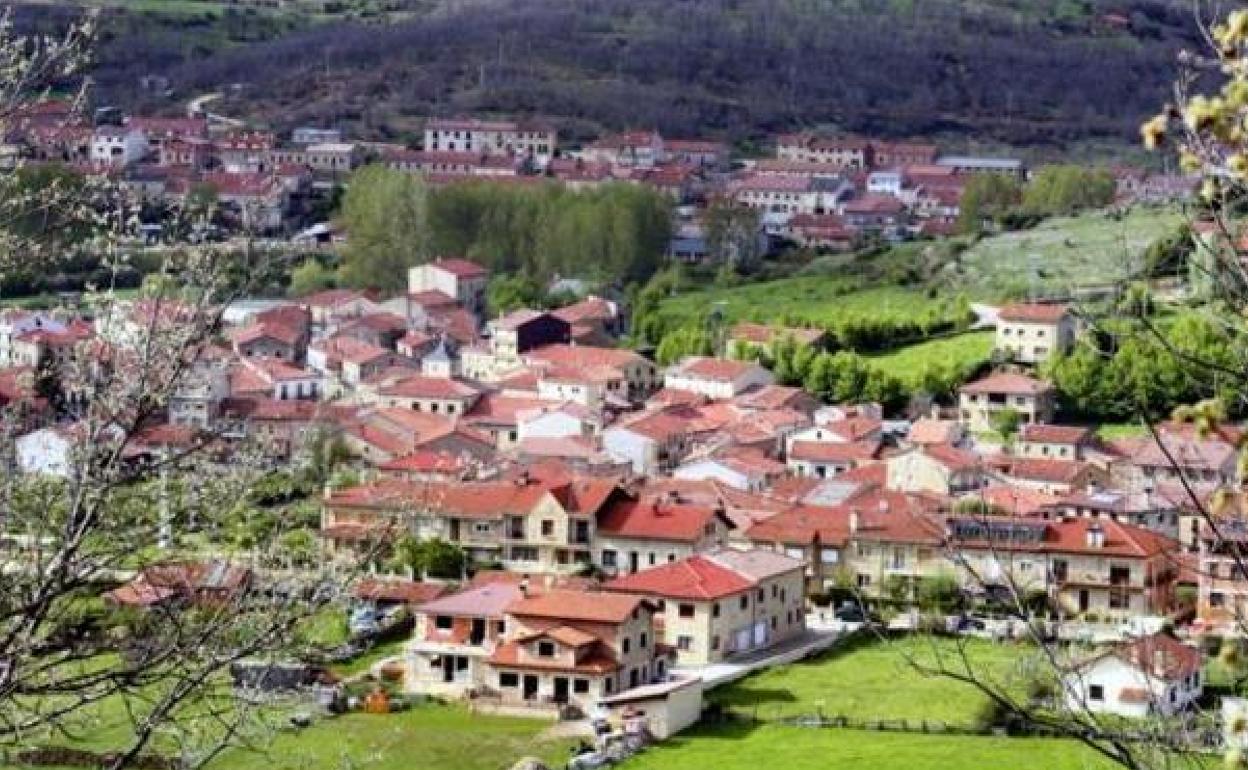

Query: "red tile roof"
(674, 357), (761, 382)
(488, 640), (620, 674)
(526, 343), (646, 370)
(789, 440), (878, 464)
(606, 555), (754, 600)
(1019, 424), (1093, 444)
(998, 303), (1070, 324)
(377, 374), (480, 400)
(354, 579), (447, 605)
(507, 589), (648, 624)
(960, 372), (1054, 396)
(596, 497), (728, 542)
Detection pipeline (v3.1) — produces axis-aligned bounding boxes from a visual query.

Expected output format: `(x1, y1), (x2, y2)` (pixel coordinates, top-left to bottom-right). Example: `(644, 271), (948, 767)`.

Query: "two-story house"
(958, 372), (1057, 432)
(605, 548), (806, 666)
(995, 303), (1076, 366)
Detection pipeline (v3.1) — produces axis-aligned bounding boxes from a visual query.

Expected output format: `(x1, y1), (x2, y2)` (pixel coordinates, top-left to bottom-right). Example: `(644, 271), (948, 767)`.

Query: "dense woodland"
(19, 0), (1202, 148)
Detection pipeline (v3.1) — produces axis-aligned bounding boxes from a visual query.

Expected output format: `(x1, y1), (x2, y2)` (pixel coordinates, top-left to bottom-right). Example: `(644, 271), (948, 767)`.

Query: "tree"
(486, 273), (545, 315)
(956, 173), (1023, 234)
(989, 406), (1022, 442)
(0, 17), (359, 768)
(337, 164), (431, 290)
(704, 199), (763, 271)
(288, 258), (337, 297)
(1021, 165), (1116, 216)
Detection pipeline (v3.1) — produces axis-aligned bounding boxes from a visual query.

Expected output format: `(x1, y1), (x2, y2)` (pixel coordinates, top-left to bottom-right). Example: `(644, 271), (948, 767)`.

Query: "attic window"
(1088, 685), (1104, 701)
(537, 641), (556, 658)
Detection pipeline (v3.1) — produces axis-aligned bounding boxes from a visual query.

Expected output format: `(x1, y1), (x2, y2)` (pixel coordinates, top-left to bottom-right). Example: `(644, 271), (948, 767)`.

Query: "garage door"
(734, 628), (751, 652)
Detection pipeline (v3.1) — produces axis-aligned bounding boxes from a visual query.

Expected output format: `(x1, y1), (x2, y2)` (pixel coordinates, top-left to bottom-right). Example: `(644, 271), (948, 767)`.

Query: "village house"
(673, 448), (788, 493)
(526, 344), (659, 403)
(605, 548), (806, 666)
(775, 133), (874, 169)
(406, 581), (525, 698)
(307, 336), (405, 394)
(423, 118), (556, 166)
(885, 444), (986, 495)
(958, 372), (1057, 432)
(1061, 634), (1202, 718)
(602, 410), (692, 475)
(786, 440), (880, 480)
(90, 126), (148, 167)
(1016, 423), (1096, 460)
(594, 492), (735, 576)
(664, 357), (775, 401)
(486, 589), (668, 709)
(369, 371), (482, 417)
(995, 303), (1076, 365)
(727, 322), (827, 354)
(408, 258), (490, 316)
(947, 515), (1178, 617)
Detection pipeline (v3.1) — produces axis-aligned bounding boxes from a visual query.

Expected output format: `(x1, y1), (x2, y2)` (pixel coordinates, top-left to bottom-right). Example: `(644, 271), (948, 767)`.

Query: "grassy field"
(622, 724), (1120, 770)
(656, 278), (963, 331)
(624, 635), (1145, 770)
(207, 705), (569, 770)
(864, 331), (994, 385)
(951, 206), (1184, 299)
(710, 634), (1035, 727)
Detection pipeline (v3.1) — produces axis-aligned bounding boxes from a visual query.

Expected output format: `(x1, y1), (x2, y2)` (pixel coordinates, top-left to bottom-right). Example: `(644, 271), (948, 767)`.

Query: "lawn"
(709, 634), (1037, 727)
(621, 723), (1121, 770)
(952, 206), (1183, 300)
(5, 695), (569, 770)
(864, 331), (994, 385)
(205, 704), (569, 770)
(656, 278), (964, 331)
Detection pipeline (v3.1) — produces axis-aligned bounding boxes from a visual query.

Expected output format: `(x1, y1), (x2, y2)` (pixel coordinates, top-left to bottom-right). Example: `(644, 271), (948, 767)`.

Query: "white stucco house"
(663, 357), (774, 400)
(1062, 634), (1202, 718)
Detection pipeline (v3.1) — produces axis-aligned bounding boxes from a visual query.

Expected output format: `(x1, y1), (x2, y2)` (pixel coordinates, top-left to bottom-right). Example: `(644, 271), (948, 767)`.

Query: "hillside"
(17, 0), (1199, 148)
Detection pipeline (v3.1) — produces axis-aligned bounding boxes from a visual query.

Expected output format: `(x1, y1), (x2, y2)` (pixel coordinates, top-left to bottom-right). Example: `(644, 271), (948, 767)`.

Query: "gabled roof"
(789, 440), (878, 464)
(1019, 423), (1093, 445)
(596, 496), (730, 542)
(671, 356), (763, 382)
(998, 303), (1069, 324)
(960, 372), (1054, 396)
(428, 257), (489, 279)
(605, 554), (755, 600)
(418, 582), (524, 618)
(377, 374), (480, 400)
(1075, 633), (1201, 682)
(506, 589), (648, 624)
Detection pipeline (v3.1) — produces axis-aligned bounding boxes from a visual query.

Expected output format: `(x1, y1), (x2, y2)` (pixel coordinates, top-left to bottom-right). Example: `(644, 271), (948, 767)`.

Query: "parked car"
(833, 603), (879, 625)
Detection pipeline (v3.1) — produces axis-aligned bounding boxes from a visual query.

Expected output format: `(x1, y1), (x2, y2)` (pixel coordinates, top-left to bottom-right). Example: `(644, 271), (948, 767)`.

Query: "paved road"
(673, 628), (843, 689)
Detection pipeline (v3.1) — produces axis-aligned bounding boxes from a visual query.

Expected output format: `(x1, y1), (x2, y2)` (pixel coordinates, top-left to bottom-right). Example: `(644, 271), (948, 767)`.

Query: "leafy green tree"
(288, 258), (337, 297)
(956, 173), (1023, 234)
(1021, 164), (1116, 216)
(338, 164), (431, 290)
(990, 406), (1023, 441)
(487, 274), (545, 315)
(917, 574), (964, 614)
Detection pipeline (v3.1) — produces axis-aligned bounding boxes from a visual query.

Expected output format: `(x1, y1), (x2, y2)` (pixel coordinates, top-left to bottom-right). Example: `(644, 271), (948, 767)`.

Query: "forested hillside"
(18, 0), (1200, 148)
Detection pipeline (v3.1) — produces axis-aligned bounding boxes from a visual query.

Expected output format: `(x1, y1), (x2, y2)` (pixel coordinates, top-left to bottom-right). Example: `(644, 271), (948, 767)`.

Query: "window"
(739, 595), (749, 610)
(678, 603), (695, 618)
(757, 588), (765, 602)
(711, 635), (720, 650)
(573, 678), (590, 694)
(435, 616), (453, 630)
(537, 641), (556, 658)
(640, 632), (648, 649)
(677, 635), (693, 651)
(500, 673), (519, 687)
(496, 620), (506, 635)
(541, 520), (554, 537)
(622, 637), (631, 654)
(712, 603), (721, 618)
(821, 548), (839, 565)
(771, 585), (779, 599)
(1089, 685), (1104, 701)
(602, 550), (617, 568)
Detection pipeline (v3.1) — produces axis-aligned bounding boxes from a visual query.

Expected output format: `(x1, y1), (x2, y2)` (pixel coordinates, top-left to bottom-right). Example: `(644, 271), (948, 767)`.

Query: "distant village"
(0, 103), (1235, 752)
(2, 101), (1195, 251)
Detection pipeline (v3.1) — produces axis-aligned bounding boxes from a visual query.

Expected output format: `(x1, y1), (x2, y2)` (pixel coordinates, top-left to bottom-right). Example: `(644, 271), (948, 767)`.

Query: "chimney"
(519, 575), (530, 597)
(1086, 523), (1104, 549)
(516, 470), (530, 487)
(849, 508), (860, 534)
